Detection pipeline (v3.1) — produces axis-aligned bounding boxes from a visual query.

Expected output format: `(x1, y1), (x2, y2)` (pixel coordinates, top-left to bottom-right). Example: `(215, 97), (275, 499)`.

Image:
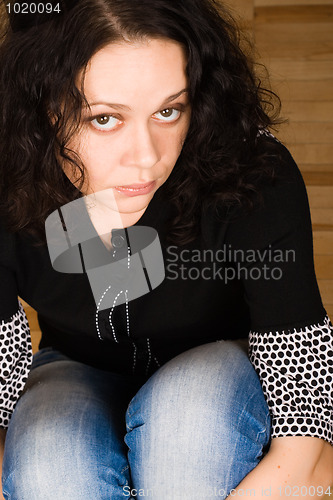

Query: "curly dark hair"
(0, 0), (282, 244)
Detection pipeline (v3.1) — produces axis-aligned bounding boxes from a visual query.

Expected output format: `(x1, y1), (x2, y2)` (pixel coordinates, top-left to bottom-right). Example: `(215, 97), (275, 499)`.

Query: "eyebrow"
(87, 88), (189, 110)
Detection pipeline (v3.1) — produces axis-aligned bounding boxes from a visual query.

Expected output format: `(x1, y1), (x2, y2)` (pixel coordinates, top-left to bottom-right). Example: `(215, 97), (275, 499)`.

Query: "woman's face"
(66, 38), (191, 219)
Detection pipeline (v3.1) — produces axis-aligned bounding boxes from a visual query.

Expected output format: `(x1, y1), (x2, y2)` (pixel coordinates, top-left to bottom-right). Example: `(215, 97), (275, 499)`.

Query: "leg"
(2, 348), (139, 500)
(125, 340), (271, 499)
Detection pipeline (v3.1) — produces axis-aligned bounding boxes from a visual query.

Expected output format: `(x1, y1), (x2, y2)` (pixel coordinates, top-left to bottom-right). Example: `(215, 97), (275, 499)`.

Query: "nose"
(121, 123), (160, 169)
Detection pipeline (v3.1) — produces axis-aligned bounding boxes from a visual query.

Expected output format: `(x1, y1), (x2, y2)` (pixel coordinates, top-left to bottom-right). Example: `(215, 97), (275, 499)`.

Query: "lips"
(114, 181), (156, 197)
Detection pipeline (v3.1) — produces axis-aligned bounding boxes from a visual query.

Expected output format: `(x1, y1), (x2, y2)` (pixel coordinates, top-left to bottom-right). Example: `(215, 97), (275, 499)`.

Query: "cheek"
(72, 132), (114, 173)
(176, 114), (191, 150)
(163, 122), (190, 159)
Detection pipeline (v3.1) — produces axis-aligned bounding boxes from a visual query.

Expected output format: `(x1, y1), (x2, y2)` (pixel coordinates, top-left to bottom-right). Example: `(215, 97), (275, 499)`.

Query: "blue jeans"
(2, 340), (271, 499)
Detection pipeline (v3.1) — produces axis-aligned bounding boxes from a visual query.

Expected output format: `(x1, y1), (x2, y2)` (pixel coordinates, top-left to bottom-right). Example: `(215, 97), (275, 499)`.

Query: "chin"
(114, 192), (154, 214)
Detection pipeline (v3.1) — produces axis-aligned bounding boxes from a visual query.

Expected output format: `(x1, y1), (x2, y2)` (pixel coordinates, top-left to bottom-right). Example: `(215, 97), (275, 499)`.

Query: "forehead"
(82, 39), (188, 105)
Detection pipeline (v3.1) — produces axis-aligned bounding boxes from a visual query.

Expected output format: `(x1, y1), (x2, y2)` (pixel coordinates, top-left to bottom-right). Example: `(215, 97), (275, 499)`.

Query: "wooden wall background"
(1, 1), (332, 350)
(227, 0), (333, 325)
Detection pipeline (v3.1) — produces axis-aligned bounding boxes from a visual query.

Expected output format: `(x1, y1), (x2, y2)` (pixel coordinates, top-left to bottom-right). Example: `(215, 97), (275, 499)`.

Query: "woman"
(0, 0), (332, 498)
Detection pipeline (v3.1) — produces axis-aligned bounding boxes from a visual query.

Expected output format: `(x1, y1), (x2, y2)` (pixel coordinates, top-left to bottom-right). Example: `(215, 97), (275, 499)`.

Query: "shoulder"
(246, 135), (307, 210)
(211, 135), (307, 218)
(225, 137), (311, 241)
(257, 135), (306, 197)
(199, 137), (310, 250)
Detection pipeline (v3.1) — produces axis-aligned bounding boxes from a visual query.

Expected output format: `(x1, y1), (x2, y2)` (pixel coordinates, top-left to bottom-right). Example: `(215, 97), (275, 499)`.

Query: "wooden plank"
(275, 80), (333, 102)
(314, 254), (333, 279)
(313, 223), (333, 231)
(289, 144), (333, 165)
(255, 5), (333, 24)
(311, 208), (333, 227)
(19, 298), (28, 308)
(325, 304), (333, 318)
(21, 302), (39, 329)
(255, 24), (333, 61)
(281, 101), (333, 122)
(318, 279), (333, 297)
(313, 231), (333, 254)
(255, 0), (333, 6)
(302, 172), (333, 185)
(224, 0), (254, 21)
(31, 330), (41, 354)
(276, 122), (333, 145)
(21, 302), (41, 353)
(307, 186), (333, 209)
(23, 306), (40, 331)
(263, 60), (333, 81)
(318, 279), (333, 301)
(300, 163), (333, 173)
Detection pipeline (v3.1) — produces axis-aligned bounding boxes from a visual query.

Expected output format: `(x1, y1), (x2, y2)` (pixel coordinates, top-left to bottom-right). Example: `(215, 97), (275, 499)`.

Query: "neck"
(83, 192), (148, 250)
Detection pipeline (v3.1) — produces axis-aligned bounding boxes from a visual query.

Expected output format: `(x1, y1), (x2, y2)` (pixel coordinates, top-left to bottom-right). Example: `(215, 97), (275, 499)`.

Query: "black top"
(0, 138), (332, 444)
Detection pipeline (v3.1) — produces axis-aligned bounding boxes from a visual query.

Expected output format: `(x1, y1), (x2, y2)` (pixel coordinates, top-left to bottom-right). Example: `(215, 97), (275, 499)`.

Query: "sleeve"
(0, 226), (33, 428)
(0, 300), (33, 428)
(249, 316), (332, 444)
(225, 140), (332, 445)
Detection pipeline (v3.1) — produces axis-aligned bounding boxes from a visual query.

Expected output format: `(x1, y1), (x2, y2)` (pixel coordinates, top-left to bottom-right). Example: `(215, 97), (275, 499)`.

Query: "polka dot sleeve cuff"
(248, 316), (333, 445)
(0, 302), (33, 428)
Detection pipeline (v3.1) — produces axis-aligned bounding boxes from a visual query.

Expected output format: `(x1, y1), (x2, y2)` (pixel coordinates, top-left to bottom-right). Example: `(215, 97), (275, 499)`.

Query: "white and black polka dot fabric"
(0, 301), (33, 428)
(249, 315), (333, 445)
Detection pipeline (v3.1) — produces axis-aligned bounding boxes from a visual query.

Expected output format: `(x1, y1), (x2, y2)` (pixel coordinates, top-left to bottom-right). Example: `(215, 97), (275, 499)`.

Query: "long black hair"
(0, 0), (282, 244)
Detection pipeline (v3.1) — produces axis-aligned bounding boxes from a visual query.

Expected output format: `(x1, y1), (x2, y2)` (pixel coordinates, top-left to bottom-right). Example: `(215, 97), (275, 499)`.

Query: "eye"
(90, 115), (121, 131)
(154, 108), (181, 123)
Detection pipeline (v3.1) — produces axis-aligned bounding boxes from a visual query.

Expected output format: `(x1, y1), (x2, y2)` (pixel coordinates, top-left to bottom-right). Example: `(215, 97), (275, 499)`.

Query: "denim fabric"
(2, 341), (271, 499)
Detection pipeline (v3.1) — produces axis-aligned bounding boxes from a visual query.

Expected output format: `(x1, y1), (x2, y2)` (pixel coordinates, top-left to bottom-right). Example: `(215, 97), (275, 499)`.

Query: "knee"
(3, 422), (131, 500)
(3, 420), (96, 499)
(2, 423), (59, 499)
(2, 360), (131, 499)
(127, 341), (259, 416)
(126, 340), (270, 440)
(125, 341), (271, 495)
